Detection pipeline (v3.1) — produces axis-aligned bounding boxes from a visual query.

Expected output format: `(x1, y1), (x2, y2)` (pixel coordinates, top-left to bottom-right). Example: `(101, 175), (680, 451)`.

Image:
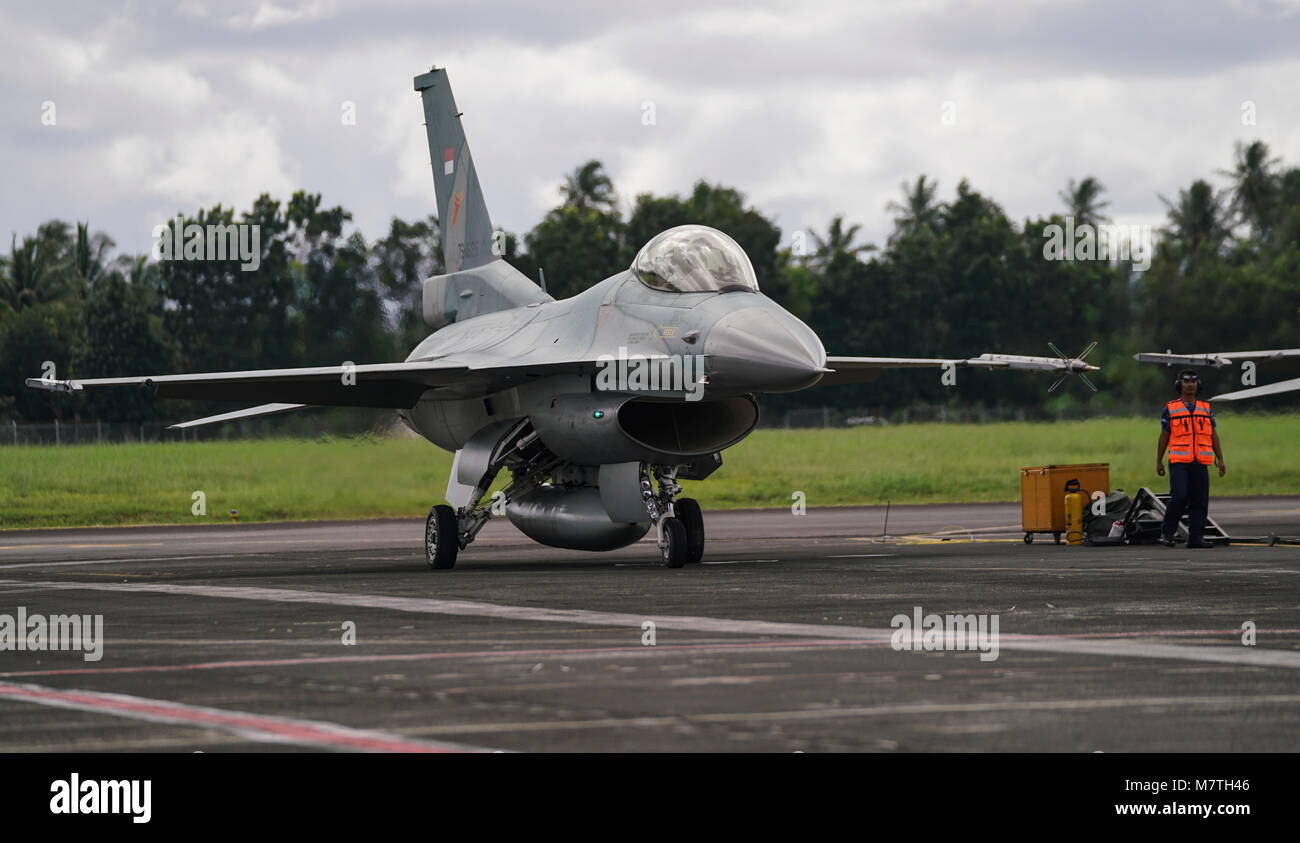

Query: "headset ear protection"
(1174, 372), (1201, 395)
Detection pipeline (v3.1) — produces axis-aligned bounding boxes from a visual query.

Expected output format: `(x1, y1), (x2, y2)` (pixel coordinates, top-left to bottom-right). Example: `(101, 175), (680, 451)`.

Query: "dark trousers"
(1162, 462), (1210, 542)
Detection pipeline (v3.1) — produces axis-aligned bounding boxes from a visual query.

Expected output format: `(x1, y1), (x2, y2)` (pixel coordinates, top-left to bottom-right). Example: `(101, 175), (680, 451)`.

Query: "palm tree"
(72, 222), (114, 293)
(1058, 176), (1111, 228)
(559, 160), (616, 212)
(808, 215), (875, 266)
(885, 175), (940, 243)
(114, 252), (161, 291)
(0, 252), (9, 317)
(1219, 139), (1280, 239)
(1160, 179), (1227, 257)
(1, 230), (68, 311)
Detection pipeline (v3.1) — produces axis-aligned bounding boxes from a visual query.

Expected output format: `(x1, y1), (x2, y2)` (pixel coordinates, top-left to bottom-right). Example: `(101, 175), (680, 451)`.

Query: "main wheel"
(676, 498), (705, 563)
(660, 518), (688, 569)
(425, 504), (459, 570)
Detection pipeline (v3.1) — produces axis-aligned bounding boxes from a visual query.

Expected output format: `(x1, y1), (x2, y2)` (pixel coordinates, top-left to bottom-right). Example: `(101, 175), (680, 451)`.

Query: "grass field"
(2, 413), (1297, 529)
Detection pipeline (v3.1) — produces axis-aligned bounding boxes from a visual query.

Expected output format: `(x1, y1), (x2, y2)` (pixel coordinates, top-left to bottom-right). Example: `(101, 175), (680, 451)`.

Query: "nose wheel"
(425, 504), (459, 570)
(675, 498), (705, 563)
(660, 518), (688, 568)
(644, 465), (706, 569)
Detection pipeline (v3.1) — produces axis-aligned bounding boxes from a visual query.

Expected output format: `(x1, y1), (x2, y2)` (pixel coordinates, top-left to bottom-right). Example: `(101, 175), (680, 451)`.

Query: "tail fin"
(414, 68), (495, 273)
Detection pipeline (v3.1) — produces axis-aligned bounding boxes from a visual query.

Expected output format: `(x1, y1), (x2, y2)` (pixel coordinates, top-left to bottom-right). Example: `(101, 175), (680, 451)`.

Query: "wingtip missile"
(973, 353), (1100, 373)
(24, 377), (81, 393)
(1133, 352), (1233, 367)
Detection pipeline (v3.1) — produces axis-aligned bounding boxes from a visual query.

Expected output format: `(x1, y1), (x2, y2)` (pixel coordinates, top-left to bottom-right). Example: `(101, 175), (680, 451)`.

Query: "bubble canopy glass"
(631, 225), (759, 293)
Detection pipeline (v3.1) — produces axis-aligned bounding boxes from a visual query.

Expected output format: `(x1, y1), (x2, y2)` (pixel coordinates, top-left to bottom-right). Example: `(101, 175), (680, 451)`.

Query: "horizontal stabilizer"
(169, 403), (307, 429)
(1211, 376), (1300, 401)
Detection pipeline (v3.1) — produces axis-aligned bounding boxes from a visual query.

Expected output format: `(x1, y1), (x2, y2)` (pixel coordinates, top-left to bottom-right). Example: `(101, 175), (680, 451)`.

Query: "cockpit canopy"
(632, 225), (759, 294)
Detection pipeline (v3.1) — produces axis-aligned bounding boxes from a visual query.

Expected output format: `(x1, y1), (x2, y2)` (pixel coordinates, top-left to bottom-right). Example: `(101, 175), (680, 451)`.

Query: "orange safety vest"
(1166, 399), (1215, 465)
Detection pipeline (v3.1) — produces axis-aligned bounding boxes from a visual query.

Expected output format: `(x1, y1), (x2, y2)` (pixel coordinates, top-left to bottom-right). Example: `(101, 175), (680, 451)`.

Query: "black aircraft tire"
(425, 504), (459, 570)
(676, 498), (705, 563)
(660, 518), (688, 569)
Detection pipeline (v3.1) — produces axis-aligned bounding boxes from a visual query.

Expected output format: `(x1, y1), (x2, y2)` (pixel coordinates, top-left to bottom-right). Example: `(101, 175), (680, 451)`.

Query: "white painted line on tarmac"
(0, 543), (166, 551)
(4, 578), (1300, 670)
(0, 555), (234, 570)
(400, 693), (1300, 735)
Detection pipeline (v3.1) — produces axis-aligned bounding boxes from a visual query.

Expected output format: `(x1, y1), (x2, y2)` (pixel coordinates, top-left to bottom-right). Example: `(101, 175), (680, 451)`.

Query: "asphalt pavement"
(2, 499), (1299, 752)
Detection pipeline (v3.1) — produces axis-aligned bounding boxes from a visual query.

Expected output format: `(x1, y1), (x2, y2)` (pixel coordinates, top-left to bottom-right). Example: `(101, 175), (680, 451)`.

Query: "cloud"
(2, 0), (1299, 260)
(104, 112), (296, 212)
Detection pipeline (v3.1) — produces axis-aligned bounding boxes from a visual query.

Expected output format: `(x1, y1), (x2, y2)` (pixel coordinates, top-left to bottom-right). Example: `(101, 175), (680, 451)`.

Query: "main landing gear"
(424, 420), (558, 571)
(422, 436), (709, 571)
(425, 504), (458, 569)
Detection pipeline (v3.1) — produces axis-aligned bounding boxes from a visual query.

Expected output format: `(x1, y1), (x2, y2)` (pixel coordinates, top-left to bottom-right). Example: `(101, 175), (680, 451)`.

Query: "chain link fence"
(763, 402), (1171, 428)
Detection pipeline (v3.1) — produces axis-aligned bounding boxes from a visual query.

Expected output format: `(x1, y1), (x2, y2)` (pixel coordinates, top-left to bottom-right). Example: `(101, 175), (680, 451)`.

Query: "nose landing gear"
(643, 465), (706, 568)
(675, 497), (705, 564)
(660, 518), (688, 568)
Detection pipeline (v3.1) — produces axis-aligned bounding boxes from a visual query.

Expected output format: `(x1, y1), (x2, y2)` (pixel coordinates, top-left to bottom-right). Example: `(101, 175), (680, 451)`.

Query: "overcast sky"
(4, 0), (1300, 260)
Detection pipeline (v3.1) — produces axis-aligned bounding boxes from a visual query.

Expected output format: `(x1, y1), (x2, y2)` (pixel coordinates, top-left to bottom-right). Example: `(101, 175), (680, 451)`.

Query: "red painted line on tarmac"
(0, 681), (494, 752)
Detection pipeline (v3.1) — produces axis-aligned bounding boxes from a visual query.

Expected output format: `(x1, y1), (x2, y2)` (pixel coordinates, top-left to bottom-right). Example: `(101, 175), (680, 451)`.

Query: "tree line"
(3, 140), (1298, 423)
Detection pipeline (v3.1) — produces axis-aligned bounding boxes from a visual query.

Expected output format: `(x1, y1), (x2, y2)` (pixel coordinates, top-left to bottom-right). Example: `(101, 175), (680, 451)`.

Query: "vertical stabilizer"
(414, 68), (495, 273)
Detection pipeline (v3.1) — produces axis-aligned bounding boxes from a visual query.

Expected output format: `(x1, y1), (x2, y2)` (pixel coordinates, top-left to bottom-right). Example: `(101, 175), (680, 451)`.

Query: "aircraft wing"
(25, 357), (608, 411)
(817, 354), (1096, 386)
(1134, 349), (1300, 367)
(1210, 376), (1300, 402)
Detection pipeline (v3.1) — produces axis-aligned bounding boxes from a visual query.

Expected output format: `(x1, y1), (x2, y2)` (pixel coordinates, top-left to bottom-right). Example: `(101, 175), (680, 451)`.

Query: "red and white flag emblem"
(443, 148), (454, 175)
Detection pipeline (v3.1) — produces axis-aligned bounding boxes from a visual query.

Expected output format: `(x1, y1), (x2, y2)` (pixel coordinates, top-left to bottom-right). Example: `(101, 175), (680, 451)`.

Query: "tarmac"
(2, 497), (1299, 752)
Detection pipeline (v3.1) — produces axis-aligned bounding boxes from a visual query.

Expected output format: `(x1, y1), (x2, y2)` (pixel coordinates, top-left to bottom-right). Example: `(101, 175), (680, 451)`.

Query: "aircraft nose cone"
(704, 306), (827, 392)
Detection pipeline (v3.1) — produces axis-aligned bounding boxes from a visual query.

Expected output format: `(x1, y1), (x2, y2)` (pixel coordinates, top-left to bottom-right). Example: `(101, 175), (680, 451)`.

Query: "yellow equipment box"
(1020, 463), (1109, 544)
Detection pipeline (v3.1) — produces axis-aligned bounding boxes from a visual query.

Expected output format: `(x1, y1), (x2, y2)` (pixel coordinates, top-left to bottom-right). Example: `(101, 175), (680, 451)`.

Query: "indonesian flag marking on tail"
(443, 148), (454, 175)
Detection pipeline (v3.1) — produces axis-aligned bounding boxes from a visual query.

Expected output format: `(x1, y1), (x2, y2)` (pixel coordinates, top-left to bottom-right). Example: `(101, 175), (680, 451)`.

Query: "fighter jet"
(1134, 349), (1300, 400)
(28, 67), (1098, 570)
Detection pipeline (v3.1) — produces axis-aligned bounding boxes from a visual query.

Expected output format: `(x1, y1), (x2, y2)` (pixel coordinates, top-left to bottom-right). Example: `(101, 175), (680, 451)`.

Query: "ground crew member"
(1156, 369), (1225, 548)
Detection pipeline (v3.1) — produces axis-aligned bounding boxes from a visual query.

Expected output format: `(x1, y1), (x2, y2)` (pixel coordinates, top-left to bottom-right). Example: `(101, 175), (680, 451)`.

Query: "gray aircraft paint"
(414, 69), (495, 275)
(26, 66), (1096, 558)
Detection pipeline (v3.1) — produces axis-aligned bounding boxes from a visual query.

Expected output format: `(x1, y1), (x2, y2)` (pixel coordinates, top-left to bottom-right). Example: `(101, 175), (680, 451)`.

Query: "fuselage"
(398, 268), (826, 459)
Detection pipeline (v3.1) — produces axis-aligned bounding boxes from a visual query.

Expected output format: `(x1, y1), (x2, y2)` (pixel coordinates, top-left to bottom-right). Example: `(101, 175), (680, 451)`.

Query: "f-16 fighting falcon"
(28, 67), (1099, 570)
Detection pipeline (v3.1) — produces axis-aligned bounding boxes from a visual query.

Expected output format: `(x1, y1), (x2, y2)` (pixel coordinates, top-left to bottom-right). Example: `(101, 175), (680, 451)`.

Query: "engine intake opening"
(617, 395), (758, 457)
